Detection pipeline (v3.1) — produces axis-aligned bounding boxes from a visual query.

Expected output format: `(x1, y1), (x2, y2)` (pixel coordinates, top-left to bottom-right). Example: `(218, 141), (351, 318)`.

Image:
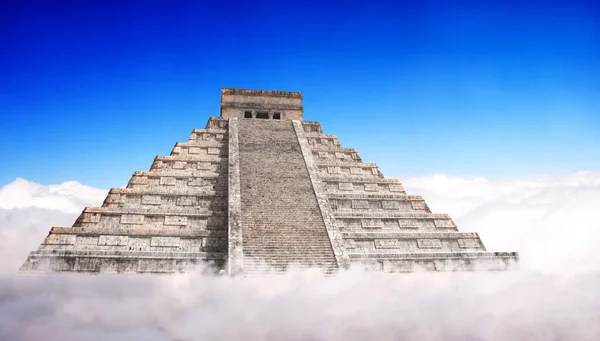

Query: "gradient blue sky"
(2, 0), (599, 189)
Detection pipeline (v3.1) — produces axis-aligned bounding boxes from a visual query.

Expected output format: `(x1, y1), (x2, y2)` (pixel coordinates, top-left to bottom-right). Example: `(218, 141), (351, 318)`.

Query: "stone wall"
(297, 120), (519, 272)
(220, 88), (303, 120)
(20, 118), (231, 273)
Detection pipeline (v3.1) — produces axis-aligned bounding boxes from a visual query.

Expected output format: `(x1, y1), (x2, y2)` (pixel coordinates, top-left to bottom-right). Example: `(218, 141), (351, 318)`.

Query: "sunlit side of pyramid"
(21, 88), (518, 274)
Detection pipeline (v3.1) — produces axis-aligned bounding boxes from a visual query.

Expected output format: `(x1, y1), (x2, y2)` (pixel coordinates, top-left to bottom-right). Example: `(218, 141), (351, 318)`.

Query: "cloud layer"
(0, 178), (107, 213)
(403, 171), (600, 273)
(0, 173), (599, 340)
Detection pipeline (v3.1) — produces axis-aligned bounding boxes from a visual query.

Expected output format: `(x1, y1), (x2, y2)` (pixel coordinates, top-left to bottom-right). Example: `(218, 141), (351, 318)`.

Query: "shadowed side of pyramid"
(20, 88), (518, 274)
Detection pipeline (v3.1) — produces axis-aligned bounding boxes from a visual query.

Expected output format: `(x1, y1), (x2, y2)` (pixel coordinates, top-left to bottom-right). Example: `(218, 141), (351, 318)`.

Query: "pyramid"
(21, 88), (518, 274)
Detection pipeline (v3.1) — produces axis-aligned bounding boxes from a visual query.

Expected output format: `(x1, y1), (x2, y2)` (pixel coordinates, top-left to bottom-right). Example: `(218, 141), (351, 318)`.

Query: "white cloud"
(0, 173), (598, 340)
(0, 179), (105, 274)
(402, 171), (600, 274)
(0, 178), (107, 213)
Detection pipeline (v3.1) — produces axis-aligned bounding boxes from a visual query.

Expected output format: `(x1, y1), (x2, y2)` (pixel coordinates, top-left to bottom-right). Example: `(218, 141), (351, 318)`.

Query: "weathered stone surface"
(227, 117), (243, 275)
(20, 88), (518, 274)
(238, 119), (337, 274)
(20, 117), (231, 274)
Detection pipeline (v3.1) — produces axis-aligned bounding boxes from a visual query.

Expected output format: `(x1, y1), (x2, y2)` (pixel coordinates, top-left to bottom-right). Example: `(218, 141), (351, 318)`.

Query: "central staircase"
(238, 119), (338, 273)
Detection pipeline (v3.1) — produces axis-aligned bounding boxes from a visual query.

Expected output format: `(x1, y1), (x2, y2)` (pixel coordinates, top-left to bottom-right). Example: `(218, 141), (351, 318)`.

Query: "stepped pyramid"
(21, 88), (518, 274)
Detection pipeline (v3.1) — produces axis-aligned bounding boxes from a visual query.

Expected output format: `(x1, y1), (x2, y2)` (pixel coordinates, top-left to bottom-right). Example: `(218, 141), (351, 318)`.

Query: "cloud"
(0, 178), (107, 213)
(0, 172), (598, 340)
(402, 171), (600, 273)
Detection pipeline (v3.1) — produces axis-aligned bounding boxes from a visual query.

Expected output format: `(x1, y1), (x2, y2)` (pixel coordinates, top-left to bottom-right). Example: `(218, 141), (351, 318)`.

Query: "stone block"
(173, 161), (187, 169)
(77, 236), (98, 245)
(383, 260), (413, 272)
(164, 216), (188, 226)
(398, 219), (430, 229)
(207, 148), (220, 155)
(364, 183), (379, 192)
(104, 194), (123, 204)
(361, 219), (384, 229)
(382, 201), (399, 210)
(129, 176), (146, 185)
(44, 234), (76, 245)
(98, 235), (129, 246)
(76, 258), (101, 272)
(351, 200), (370, 209)
(80, 213), (101, 223)
(458, 239), (482, 248)
(120, 214), (144, 224)
(190, 218), (208, 229)
(138, 259), (175, 272)
(417, 239), (442, 249)
(150, 237), (180, 247)
(318, 151), (328, 159)
(339, 182), (354, 191)
(177, 196), (197, 206)
(128, 237), (150, 250)
(141, 195), (162, 205)
(389, 184), (404, 192)
(160, 177), (177, 186)
(188, 178), (206, 187)
(350, 167), (363, 175)
(375, 239), (404, 249)
(335, 152), (346, 159)
(198, 162), (212, 170)
(434, 219), (456, 228)
(411, 200), (428, 210)
(327, 166), (340, 174)
(188, 147), (201, 154)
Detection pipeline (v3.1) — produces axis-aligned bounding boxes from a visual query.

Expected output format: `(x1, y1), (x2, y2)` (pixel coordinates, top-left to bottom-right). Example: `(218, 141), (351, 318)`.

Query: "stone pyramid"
(21, 88), (518, 274)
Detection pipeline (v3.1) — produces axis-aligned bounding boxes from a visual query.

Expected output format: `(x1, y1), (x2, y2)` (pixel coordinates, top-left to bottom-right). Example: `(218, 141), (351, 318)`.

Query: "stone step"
(83, 206), (228, 217)
(243, 259), (337, 265)
(171, 145), (228, 157)
(310, 146), (357, 153)
(154, 155), (225, 163)
(347, 251), (519, 260)
(341, 232), (482, 239)
(109, 187), (226, 196)
(48, 227), (227, 238)
(303, 132), (337, 139)
(132, 172), (223, 180)
(327, 193), (420, 200)
(315, 160), (378, 168)
(176, 141), (225, 148)
(334, 212), (451, 219)
(243, 249), (335, 254)
(322, 175), (403, 184)
(191, 128), (228, 137)
(243, 241), (333, 246)
(243, 254), (337, 259)
(238, 119), (338, 271)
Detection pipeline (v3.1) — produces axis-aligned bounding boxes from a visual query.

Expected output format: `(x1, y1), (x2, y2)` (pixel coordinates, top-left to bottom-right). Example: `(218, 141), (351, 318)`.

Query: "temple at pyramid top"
(20, 87), (518, 275)
(220, 88), (304, 120)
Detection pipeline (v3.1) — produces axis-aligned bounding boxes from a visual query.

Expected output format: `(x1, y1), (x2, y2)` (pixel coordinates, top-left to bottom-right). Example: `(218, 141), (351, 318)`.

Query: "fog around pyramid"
(0, 172), (598, 339)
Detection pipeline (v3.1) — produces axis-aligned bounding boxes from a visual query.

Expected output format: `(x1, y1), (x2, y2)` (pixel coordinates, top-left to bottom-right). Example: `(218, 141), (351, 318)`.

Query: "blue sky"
(1, 0), (599, 189)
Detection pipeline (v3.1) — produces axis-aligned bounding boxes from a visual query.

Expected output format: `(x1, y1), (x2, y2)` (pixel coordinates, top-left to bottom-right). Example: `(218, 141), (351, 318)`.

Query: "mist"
(1, 173), (599, 340)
